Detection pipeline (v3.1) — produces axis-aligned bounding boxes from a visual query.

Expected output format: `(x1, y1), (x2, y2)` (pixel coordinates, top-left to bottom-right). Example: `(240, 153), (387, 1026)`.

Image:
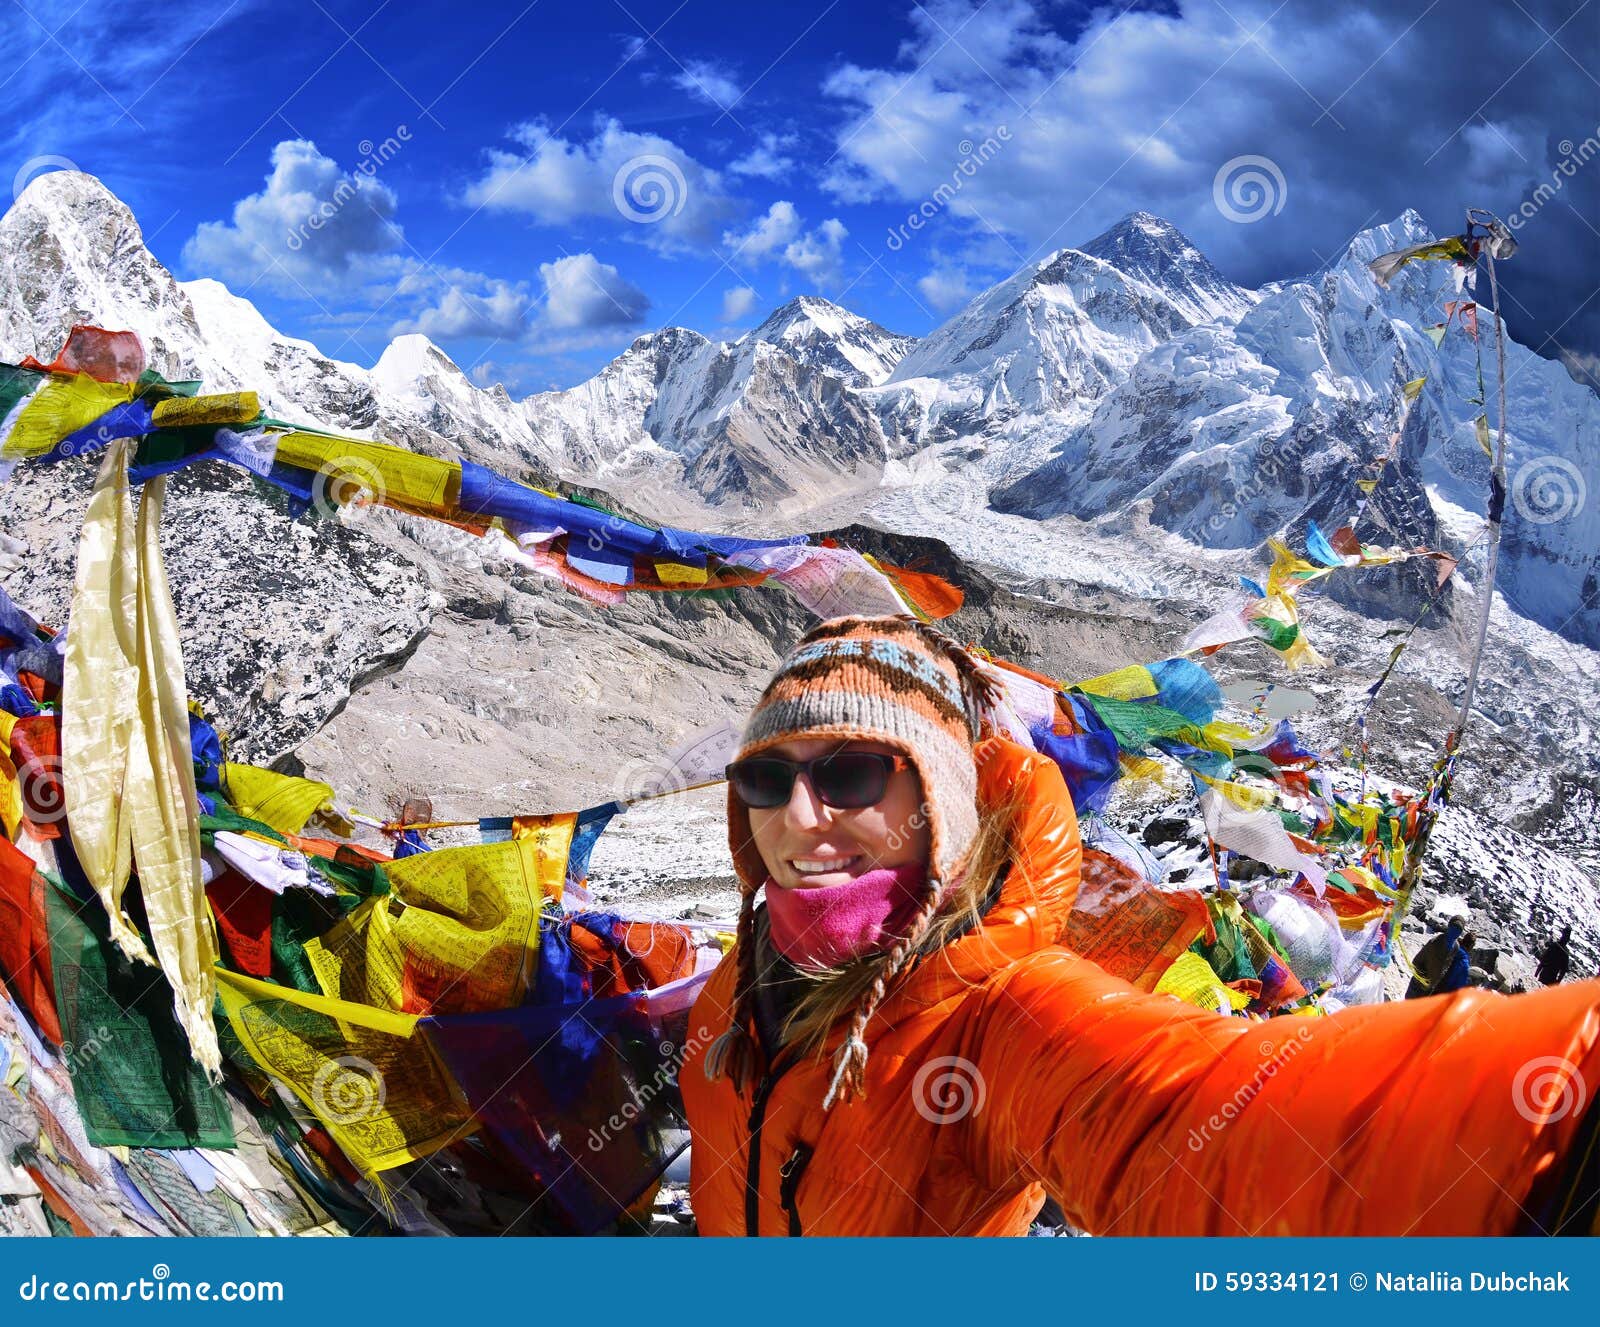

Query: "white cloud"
(724, 201), (850, 287)
(723, 200), (802, 256)
(1560, 349), (1600, 391)
(816, 0), (1588, 289)
(720, 286), (759, 322)
(538, 253), (651, 329)
(783, 217), (849, 284)
(184, 138), (404, 295)
(917, 267), (973, 311)
(463, 117), (737, 251)
(392, 276), (532, 340)
(673, 58), (742, 111)
(729, 132), (798, 179)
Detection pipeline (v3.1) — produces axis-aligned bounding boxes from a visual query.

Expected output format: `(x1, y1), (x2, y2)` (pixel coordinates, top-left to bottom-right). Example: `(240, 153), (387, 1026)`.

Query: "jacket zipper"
(743, 1051), (797, 1237)
(778, 1142), (814, 1236)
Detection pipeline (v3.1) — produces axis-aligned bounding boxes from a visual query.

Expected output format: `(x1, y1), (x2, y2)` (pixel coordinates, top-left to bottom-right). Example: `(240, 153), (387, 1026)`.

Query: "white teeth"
(792, 856), (857, 874)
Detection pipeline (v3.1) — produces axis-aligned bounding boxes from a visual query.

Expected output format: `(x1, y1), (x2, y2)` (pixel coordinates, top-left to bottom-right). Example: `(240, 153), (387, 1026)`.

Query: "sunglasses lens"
(812, 753), (893, 808)
(728, 759), (794, 809)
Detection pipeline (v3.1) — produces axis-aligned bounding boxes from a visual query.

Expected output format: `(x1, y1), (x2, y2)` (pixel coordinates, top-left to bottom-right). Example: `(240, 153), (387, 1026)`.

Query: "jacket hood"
(869, 734), (1083, 1016)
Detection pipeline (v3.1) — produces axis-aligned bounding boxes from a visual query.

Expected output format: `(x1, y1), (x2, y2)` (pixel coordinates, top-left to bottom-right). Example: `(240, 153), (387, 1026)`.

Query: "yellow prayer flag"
(1075, 664), (1158, 700)
(1, 375), (135, 458)
(0, 749), (21, 840)
(150, 391), (260, 428)
(1266, 538), (1322, 596)
(1198, 773), (1278, 814)
(273, 432), (460, 518)
(215, 968), (476, 1175)
(222, 763), (336, 836)
(1154, 951), (1250, 1013)
(654, 559), (709, 586)
(312, 825), (574, 1016)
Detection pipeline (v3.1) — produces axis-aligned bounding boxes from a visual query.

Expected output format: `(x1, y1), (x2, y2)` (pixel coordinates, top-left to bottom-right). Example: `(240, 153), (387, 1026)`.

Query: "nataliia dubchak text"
(1376, 1272), (1571, 1292)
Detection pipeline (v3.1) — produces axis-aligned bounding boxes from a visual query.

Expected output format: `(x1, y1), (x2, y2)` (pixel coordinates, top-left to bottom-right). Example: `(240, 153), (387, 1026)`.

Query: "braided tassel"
(822, 1033), (870, 1110)
(703, 1023), (754, 1091)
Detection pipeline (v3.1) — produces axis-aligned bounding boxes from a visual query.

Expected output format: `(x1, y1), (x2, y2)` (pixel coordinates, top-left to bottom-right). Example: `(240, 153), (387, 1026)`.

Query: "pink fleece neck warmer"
(763, 860), (932, 969)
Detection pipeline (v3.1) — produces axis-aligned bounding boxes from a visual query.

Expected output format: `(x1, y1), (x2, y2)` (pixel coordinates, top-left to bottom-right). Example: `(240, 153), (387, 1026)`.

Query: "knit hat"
(727, 615), (985, 897)
(709, 614), (998, 1107)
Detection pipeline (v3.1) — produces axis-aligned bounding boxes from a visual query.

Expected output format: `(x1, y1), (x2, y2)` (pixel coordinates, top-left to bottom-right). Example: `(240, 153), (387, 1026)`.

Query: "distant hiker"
(1405, 917), (1467, 998)
(1434, 930), (1475, 995)
(1536, 926), (1574, 986)
(681, 615), (1600, 1236)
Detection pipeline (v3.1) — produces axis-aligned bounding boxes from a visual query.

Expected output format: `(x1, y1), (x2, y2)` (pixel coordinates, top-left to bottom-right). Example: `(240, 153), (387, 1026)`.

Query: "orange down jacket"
(680, 735), (1600, 1236)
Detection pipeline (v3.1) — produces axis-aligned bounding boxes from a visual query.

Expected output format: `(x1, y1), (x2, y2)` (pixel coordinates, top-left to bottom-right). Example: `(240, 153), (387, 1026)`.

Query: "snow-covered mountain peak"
(744, 294), (913, 387)
(880, 213), (1256, 440)
(0, 170), (209, 380)
(373, 333), (467, 391)
(1078, 210), (1256, 324)
(8, 168), (137, 252)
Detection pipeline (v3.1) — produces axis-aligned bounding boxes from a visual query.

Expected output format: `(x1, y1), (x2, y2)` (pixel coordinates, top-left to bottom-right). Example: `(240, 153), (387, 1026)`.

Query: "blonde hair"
(705, 617), (1022, 1107)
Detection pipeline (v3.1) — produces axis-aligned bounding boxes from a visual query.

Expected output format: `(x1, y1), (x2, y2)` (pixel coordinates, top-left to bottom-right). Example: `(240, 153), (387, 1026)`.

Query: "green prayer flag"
(45, 876), (235, 1150)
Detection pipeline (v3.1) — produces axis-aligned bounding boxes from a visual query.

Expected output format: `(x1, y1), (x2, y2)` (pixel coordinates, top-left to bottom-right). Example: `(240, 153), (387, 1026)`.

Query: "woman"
(680, 614), (1600, 1236)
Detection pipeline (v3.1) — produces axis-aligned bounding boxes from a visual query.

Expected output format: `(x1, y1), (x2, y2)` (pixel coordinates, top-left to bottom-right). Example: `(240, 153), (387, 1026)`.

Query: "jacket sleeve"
(964, 951), (1600, 1235)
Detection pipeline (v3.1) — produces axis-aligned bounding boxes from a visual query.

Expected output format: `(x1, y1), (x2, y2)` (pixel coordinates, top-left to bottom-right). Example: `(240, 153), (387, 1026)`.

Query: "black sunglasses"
(725, 751), (912, 810)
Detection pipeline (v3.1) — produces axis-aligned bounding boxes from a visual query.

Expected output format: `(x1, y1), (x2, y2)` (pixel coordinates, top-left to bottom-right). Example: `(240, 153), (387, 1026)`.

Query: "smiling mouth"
(787, 854), (864, 881)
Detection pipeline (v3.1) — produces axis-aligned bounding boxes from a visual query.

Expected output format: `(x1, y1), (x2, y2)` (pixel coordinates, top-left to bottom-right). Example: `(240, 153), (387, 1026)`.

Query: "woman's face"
(745, 737), (931, 889)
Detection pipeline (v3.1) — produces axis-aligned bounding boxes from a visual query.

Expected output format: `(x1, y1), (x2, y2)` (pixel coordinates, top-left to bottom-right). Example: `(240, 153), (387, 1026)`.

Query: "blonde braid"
(703, 882), (760, 1092)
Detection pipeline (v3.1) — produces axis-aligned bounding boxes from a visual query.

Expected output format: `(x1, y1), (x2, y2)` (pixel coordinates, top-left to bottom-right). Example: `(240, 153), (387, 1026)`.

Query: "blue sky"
(6, 0), (1598, 393)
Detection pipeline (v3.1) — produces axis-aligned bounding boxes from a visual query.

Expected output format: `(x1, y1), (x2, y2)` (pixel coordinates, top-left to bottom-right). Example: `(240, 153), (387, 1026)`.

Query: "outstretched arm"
(966, 951), (1600, 1235)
